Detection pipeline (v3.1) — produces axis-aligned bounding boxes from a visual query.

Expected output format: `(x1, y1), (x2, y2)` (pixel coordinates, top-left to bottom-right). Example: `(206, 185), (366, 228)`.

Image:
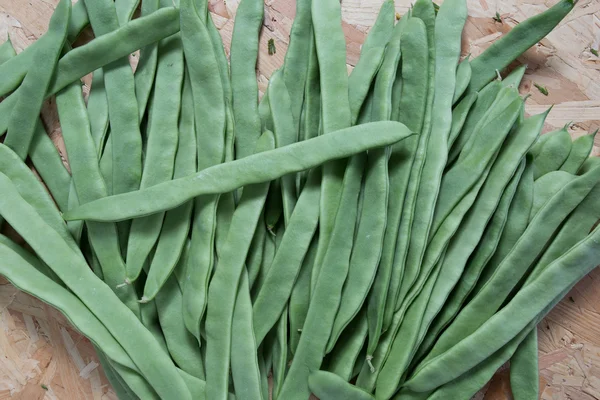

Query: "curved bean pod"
(204, 132), (274, 400)
(0, 37), (16, 64)
(510, 330), (539, 400)
(252, 169), (321, 346)
(64, 121), (413, 222)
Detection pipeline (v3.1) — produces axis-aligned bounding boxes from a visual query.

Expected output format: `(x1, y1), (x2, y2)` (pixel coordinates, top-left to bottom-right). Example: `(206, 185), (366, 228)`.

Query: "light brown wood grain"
(0, 0), (599, 399)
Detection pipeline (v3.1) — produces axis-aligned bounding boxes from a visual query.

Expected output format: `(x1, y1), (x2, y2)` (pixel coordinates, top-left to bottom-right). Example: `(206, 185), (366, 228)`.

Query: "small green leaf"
(591, 48), (599, 57)
(534, 83), (549, 96)
(41, 384), (48, 391)
(493, 11), (502, 23)
(268, 39), (276, 56)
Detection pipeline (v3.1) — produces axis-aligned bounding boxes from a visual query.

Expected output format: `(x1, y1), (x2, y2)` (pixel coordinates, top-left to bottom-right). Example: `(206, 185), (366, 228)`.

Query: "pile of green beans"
(0, 0), (595, 399)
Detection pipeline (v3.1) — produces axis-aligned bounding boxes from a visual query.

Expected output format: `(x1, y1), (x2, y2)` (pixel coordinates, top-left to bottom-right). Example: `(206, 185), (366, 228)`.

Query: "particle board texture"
(0, 0), (599, 399)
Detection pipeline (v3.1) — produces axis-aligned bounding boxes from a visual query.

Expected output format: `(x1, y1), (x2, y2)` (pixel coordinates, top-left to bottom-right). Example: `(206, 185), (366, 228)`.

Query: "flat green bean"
(204, 132), (273, 400)
(180, 0), (227, 342)
(142, 71), (196, 301)
(447, 92), (477, 148)
(0, 37), (16, 64)
(510, 329), (539, 400)
(532, 125), (572, 179)
(278, 152), (365, 400)
(312, 0), (353, 292)
(56, 79), (139, 314)
(252, 170), (321, 346)
(347, 0), (395, 122)
(502, 64), (528, 89)
(64, 121), (413, 222)
(326, 308), (368, 381)
(231, 0), (264, 160)
(452, 57), (471, 104)
(125, 31), (183, 283)
(560, 130), (597, 174)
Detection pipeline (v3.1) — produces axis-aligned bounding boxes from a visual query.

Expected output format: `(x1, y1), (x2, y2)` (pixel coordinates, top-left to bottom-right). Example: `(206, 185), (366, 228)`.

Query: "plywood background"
(0, 0), (599, 398)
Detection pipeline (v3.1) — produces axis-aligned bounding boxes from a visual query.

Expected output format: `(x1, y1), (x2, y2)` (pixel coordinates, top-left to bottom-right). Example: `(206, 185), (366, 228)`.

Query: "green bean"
(358, 12), (408, 356)
(87, 68), (110, 155)
(510, 329), (539, 400)
(527, 179), (600, 284)
(282, 0), (312, 130)
(251, 223), (278, 300)
(432, 92), (524, 234)
(0, 246), (159, 400)
(204, 132), (274, 400)
(300, 30), (320, 142)
(411, 158), (526, 368)
(115, 0), (139, 26)
(467, 155), (534, 299)
(502, 64), (528, 89)
(252, 170), (320, 346)
(179, 0), (227, 343)
(376, 169), (490, 397)
(87, 0), (138, 155)
(390, 0), (435, 318)
(272, 307), (288, 399)
(468, 0), (575, 93)
(309, 370), (375, 400)
(405, 220), (600, 393)
(447, 80), (503, 164)
(0, 8), (180, 135)
(278, 153), (366, 400)
(531, 171), (575, 218)
(452, 57), (472, 104)
(560, 130), (597, 174)
(83, 0), (143, 195)
(348, 0), (395, 123)
(0, 37), (16, 64)
(67, 0), (89, 42)
(247, 221), (267, 288)
(395, 0), (466, 325)
(416, 163), (600, 373)
(139, 289), (169, 354)
(142, 71), (196, 302)
(447, 92), (477, 148)
(381, 16), (430, 334)
(532, 125), (572, 179)
(311, 0), (353, 292)
(401, 325), (534, 399)
(56, 77), (139, 314)
(326, 308), (368, 381)
(0, 174), (191, 399)
(0, 144), (78, 255)
(4, 0), (70, 160)
(156, 251), (205, 380)
(125, 31), (183, 283)
(289, 234), (318, 354)
(133, 0), (160, 121)
(269, 69), (299, 221)
(231, 269), (264, 400)
(64, 121), (413, 221)
(231, 0), (263, 159)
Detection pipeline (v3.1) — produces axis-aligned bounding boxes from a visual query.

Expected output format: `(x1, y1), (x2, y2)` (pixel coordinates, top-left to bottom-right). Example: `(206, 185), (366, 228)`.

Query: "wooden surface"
(0, 0), (599, 399)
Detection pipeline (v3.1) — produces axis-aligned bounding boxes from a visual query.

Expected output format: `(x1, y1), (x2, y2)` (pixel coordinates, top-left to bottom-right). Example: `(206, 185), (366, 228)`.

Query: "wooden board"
(0, 0), (599, 398)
